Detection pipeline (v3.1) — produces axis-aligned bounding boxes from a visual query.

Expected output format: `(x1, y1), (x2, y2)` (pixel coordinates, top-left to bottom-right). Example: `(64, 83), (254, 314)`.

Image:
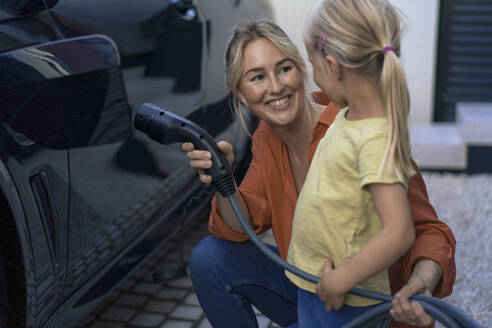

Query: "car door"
(0, 27), (132, 325)
(50, 0), (209, 291)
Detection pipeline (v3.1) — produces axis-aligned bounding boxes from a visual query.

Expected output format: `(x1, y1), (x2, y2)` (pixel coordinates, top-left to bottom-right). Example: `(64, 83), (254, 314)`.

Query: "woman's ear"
(236, 91), (247, 105)
(325, 55), (343, 81)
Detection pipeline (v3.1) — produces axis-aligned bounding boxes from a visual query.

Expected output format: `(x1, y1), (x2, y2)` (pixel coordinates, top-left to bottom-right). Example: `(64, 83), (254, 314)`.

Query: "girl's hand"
(315, 259), (347, 311)
(180, 141), (234, 184)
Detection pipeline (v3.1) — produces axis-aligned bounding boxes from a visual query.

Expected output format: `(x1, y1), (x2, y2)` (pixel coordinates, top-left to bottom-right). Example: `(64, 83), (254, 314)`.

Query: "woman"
(183, 19), (455, 328)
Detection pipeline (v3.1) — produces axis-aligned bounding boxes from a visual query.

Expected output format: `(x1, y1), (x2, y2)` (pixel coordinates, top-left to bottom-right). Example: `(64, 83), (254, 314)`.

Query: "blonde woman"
(183, 19), (455, 328)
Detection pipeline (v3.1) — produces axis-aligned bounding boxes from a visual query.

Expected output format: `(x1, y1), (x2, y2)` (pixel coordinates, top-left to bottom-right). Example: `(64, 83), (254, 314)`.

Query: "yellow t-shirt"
(286, 107), (408, 307)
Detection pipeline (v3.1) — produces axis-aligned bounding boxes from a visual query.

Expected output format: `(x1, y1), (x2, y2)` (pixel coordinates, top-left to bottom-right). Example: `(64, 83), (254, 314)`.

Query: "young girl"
(286, 0), (416, 326)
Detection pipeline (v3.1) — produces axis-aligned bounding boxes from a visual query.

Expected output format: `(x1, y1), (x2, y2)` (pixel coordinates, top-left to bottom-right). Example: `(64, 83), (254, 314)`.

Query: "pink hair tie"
(382, 46), (394, 54)
(317, 32), (329, 53)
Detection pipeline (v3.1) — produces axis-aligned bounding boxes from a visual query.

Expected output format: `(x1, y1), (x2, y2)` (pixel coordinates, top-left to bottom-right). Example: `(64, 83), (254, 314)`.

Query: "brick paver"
(91, 322), (125, 328)
(144, 300), (176, 314)
(76, 216), (281, 328)
(160, 321), (193, 328)
(100, 307), (137, 322)
(129, 313), (165, 327)
(170, 305), (203, 321)
(115, 294), (149, 307)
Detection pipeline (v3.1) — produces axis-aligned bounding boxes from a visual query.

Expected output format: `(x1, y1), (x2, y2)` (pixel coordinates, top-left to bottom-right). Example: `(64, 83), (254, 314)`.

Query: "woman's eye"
(280, 66), (292, 73)
(251, 74), (264, 81)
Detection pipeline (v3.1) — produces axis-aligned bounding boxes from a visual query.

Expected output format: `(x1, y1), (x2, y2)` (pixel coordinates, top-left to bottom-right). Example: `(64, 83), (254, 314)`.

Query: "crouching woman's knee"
(188, 235), (228, 280)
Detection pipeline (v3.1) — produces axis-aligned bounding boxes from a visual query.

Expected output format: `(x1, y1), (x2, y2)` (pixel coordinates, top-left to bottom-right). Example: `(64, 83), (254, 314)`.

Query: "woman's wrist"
(410, 258), (443, 294)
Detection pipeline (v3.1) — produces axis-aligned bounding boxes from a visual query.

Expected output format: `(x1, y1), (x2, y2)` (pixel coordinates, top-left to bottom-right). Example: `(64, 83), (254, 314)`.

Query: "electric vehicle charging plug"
(135, 103), (235, 197)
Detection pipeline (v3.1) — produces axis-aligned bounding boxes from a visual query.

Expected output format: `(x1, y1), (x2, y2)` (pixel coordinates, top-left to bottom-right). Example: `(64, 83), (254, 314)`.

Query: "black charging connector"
(135, 103), (236, 197)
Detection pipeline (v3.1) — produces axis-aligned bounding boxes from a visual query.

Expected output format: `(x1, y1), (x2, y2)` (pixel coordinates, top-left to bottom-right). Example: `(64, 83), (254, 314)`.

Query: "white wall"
(268, 0), (318, 91)
(391, 0), (440, 123)
(268, 0), (440, 123)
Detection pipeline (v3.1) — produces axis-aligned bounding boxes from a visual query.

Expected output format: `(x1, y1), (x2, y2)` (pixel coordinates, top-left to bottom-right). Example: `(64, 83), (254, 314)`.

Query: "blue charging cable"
(226, 195), (483, 328)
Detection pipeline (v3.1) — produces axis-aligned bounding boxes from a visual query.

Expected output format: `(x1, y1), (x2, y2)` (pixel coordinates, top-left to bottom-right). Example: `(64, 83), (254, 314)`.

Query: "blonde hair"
(305, 0), (415, 180)
(225, 19), (315, 134)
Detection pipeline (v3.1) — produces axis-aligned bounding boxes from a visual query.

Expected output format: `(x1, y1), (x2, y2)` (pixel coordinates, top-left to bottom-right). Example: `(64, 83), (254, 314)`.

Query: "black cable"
(226, 195), (483, 328)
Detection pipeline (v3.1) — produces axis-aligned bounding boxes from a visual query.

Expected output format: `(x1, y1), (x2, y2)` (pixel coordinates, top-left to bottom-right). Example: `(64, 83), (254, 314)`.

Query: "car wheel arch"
(0, 180), (29, 327)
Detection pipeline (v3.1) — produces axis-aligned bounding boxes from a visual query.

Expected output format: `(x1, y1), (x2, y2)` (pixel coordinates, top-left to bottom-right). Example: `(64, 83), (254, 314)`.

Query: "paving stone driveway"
(75, 215), (280, 328)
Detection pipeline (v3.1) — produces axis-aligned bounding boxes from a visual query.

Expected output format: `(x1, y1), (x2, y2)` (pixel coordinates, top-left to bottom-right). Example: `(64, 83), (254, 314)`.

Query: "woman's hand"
(390, 259), (442, 326)
(181, 141), (234, 184)
(315, 259), (347, 311)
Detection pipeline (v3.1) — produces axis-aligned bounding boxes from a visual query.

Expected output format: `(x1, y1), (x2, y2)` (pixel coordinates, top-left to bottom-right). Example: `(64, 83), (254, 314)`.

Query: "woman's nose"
(267, 74), (284, 94)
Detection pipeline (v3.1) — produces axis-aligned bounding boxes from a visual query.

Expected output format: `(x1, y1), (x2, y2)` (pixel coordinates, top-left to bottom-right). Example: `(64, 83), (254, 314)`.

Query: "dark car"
(0, 0), (271, 327)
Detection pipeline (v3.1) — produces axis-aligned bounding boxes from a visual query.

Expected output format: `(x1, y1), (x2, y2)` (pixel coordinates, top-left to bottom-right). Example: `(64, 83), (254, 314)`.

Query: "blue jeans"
(189, 236), (380, 328)
(298, 289), (380, 328)
(188, 236), (298, 328)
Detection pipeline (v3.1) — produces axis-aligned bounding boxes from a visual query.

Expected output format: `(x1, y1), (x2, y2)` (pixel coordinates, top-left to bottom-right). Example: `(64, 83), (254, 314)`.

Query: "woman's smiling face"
(238, 38), (304, 128)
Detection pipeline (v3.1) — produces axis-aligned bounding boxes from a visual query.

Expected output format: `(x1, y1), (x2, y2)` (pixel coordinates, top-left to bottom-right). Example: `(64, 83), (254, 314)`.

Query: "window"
(434, 0), (492, 122)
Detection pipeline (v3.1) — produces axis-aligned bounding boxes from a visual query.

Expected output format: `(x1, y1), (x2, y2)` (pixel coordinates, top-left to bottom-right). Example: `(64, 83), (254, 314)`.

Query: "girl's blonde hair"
(225, 19), (315, 134)
(305, 0), (415, 180)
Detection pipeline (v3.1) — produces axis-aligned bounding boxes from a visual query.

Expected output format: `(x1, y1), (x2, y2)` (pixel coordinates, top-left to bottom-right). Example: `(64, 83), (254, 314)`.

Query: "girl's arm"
(395, 162), (456, 297)
(388, 162), (455, 326)
(316, 182), (415, 310)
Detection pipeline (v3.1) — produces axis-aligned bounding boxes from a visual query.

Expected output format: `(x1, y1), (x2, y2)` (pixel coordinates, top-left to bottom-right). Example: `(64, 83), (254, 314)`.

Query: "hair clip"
(317, 32), (329, 53)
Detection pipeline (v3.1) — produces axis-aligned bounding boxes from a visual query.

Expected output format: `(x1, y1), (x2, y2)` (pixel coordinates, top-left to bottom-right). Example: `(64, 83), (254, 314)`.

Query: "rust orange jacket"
(209, 92), (456, 328)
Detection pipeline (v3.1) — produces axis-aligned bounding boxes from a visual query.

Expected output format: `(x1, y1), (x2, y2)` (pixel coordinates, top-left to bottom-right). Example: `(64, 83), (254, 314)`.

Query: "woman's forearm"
(408, 258), (443, 294)
(215, 188), (252, 233)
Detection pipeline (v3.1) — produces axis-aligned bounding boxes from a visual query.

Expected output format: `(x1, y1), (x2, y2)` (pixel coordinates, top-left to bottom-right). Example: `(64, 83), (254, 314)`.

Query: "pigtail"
(306, 0), (415, 181)
(378, 50), (415, 181)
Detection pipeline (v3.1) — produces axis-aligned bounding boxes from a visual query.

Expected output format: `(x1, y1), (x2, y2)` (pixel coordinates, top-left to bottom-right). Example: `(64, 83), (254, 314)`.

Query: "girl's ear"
(325, 55), (343, 81)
